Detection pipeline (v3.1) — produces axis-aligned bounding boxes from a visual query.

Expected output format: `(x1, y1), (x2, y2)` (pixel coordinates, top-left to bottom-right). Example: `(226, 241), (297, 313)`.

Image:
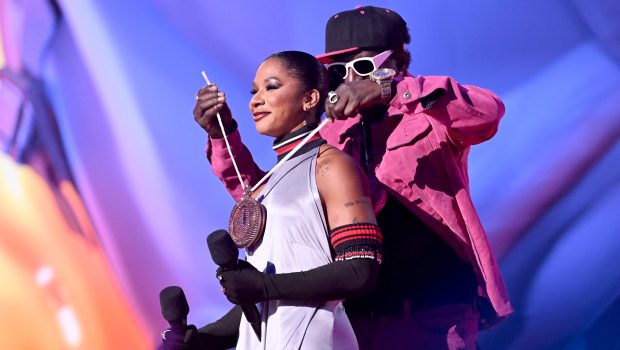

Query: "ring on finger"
(328, 91), (339, 104)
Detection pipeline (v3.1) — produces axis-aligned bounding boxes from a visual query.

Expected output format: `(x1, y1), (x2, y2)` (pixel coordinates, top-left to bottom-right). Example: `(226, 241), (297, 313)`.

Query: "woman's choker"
(273, 124), (326, 161)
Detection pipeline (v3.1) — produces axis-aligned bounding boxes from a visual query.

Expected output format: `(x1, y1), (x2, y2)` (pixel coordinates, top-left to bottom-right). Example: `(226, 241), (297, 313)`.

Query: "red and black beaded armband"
(330, 223), (383, 263)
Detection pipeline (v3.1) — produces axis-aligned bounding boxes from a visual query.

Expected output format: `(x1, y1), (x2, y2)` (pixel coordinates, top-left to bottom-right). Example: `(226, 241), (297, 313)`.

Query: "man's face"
(327, 49), (401, 90)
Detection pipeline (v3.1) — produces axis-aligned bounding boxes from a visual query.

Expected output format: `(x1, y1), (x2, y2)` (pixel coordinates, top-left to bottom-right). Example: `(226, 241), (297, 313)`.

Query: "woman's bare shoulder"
(316, 144), (358, 175)
(315, 145), (374, 227)
(315, 144), (368, 194)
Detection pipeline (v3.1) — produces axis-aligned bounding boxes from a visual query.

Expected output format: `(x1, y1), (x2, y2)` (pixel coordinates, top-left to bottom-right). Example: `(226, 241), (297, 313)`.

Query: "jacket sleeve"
(389, 75), (506, 148)
(205, 121), (267, 201)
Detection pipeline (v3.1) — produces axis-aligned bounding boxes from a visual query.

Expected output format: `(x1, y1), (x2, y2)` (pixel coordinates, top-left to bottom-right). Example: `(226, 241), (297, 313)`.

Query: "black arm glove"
(161, 306), (240, 350)
(218, 258), (379, 305)
(193, 305), (241, 349)
(219, 222), (382, 305)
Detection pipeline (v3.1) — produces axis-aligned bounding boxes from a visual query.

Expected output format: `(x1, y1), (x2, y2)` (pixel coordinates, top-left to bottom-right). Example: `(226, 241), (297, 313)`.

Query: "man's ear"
(303, 89), (321, 111)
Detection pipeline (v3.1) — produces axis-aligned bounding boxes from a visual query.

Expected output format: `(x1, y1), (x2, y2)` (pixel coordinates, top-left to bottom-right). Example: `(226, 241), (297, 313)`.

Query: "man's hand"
(218, 260), (268, 305)
(193, 84), (234, 138)
(325, 79), (383, 120)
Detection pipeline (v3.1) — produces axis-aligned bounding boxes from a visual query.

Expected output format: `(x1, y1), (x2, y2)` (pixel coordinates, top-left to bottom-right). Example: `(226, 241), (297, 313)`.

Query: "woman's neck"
(272, 122), (324, 162)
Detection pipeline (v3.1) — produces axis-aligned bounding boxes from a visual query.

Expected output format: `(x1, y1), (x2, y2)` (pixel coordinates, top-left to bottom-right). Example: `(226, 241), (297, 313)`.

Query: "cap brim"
(316, 47), (360, 64)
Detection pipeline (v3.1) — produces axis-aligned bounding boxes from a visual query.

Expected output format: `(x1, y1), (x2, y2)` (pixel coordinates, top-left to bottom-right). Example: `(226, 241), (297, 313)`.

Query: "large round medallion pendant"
(228, 189), (266, 248)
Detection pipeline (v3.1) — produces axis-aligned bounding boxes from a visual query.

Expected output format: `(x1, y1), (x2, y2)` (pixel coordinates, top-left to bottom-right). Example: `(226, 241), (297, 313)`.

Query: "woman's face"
(249, 58), (307, 138)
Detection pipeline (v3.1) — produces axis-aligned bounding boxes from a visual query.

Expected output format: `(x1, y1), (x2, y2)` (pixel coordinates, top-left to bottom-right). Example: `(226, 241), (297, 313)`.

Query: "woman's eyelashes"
(265, 83), (280, 91)
(250, 83), (258, 95)
(250, 81), (282, 95)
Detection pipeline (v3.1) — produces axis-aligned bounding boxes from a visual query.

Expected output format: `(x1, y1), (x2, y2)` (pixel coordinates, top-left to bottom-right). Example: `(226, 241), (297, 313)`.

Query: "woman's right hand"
(193, 84), (234, 138)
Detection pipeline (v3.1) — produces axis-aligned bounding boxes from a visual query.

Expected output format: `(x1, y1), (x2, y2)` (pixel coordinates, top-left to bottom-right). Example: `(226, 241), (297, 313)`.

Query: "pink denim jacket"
(206, 74), (512, 326)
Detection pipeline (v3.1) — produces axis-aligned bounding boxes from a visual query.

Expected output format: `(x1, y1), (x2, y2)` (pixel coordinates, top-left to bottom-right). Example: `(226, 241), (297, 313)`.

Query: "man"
(183, 5), (511, 350)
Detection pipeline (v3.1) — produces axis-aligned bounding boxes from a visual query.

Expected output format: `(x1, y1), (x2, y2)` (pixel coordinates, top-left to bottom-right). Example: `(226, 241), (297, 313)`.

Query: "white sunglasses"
(326, 50), (393, 80)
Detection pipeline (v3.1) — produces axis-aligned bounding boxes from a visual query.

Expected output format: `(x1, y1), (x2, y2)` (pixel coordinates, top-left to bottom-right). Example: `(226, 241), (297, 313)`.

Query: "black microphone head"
(159, 286), (189, 322)
(207, 229), (239, 268)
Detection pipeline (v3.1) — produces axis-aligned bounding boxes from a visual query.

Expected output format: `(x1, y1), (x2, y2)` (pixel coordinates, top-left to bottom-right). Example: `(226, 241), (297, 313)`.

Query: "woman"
(165, 51), (382, 350)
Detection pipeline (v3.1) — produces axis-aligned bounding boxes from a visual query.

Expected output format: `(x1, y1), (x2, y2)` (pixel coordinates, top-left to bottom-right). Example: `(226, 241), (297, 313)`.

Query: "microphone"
(207, 229), (261, 340)
(159, 285), (190, 335)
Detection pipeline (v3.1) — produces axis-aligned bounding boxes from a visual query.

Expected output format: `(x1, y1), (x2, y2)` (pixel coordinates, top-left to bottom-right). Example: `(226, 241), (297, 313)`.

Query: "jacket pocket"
(386, 114), (432, 150)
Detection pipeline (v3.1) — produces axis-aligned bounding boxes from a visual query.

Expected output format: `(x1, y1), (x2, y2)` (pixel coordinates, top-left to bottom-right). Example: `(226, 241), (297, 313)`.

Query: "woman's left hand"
(217, 260), (268, 305)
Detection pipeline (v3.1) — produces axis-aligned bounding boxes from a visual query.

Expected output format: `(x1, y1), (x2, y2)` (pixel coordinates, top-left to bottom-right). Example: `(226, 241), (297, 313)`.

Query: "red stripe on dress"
(332, 235), (382, 247)
(331, 225), (379, 234)
(274, 134), (322, 156)
(331, 228), (382, 239)
(331, 227), (382, 245)
(331, 223), (377, 231)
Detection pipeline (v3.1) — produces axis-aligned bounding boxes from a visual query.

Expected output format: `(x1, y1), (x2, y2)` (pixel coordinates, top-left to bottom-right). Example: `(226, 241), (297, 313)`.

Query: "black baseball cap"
(316, 6), (408, 63)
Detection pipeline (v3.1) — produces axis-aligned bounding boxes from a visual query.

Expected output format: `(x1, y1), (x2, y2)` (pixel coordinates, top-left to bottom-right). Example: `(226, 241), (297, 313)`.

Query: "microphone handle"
(219, 263), (261, 340)
(241, 303), (262, 341)
(168, 319), (187, 332)
(221, 260), (238, 271)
